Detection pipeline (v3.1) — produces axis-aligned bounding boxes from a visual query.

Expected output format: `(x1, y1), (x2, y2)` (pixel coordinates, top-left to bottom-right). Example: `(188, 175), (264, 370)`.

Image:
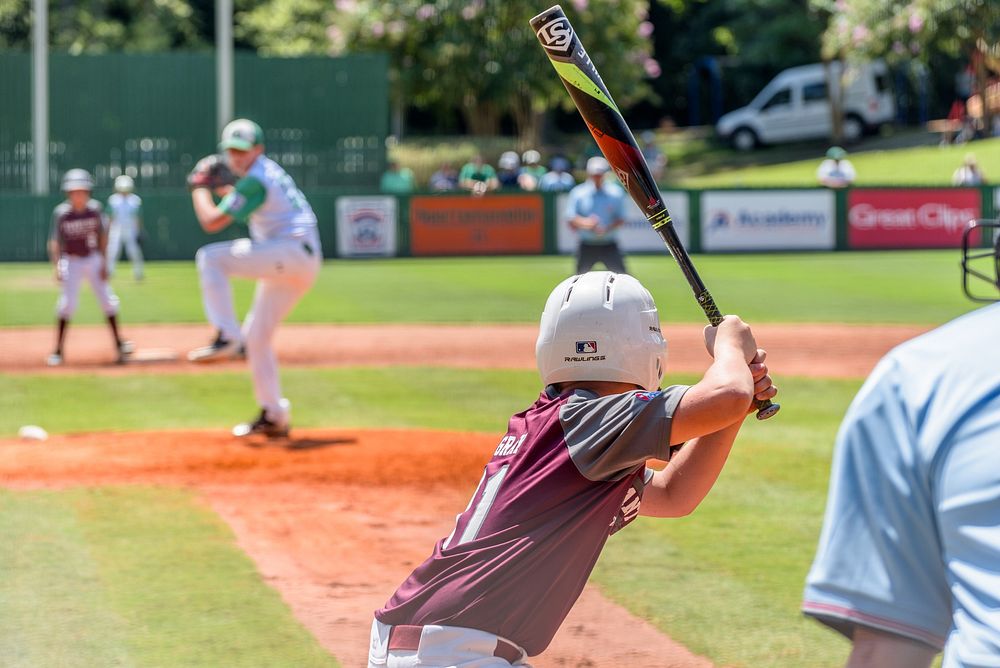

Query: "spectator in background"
(539, 156), (576, 192)
(428, 162), (459, 192)
(459, 154), (499, 197)
(497, 151), (522, 190)
(640, 131), (668, 183)
(518, 149), (547, 191)
(952, 153), (986, 186)
(566, 156), (628, 274)
(816, 146), (856, 189)
(380, 160), (416, 194)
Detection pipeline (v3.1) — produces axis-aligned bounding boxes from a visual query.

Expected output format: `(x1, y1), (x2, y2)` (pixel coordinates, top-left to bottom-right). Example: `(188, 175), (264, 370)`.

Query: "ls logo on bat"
(536, 17), (573, 54)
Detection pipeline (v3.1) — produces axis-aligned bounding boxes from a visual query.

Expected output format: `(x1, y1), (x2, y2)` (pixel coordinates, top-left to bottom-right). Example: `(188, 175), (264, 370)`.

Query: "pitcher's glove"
(187, 154), (236, 191)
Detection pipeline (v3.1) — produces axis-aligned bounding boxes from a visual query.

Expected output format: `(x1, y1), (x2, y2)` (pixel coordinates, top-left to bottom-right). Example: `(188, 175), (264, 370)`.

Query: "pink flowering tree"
(241, 0), (657, 142)
(811, 0), (1000, 137)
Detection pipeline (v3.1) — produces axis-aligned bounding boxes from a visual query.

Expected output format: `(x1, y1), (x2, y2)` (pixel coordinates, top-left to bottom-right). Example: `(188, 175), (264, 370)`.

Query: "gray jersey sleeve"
(560, 386), (688, 482)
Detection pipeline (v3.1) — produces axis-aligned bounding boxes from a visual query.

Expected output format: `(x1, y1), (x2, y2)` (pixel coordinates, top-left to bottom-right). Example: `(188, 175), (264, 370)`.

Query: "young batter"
(187, 119), (322, 438)
(106, 174), (144, 281)
(47, 169), (131, 366)
(369, 271), (777, 667)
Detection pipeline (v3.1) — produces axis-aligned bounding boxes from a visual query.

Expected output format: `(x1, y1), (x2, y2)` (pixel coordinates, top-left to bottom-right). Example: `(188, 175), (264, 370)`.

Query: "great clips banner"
(409, 195), (544, 255)
(848, 189), (981, 248)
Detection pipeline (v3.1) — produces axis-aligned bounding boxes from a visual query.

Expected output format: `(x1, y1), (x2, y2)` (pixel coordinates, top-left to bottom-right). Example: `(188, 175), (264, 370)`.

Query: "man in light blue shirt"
(803, 282), (1000, 666)
(565, 157), (628, 274)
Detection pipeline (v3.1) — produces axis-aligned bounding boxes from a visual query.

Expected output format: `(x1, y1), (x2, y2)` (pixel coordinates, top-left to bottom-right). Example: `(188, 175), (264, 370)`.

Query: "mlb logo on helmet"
(576, 341), (597, 354)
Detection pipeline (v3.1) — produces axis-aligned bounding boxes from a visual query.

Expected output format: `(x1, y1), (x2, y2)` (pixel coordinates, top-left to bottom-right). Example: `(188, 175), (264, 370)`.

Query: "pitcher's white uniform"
(195, 154), (321, 429)
(106, 190), (144, 279)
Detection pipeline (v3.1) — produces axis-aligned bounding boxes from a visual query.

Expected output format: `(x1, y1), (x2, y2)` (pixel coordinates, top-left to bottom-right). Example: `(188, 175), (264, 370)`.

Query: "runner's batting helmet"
(536, 271), (667, 391)
(61, 169), (94, 192)
(114, 175), (134, 193)
(961, 219), (1000, 302)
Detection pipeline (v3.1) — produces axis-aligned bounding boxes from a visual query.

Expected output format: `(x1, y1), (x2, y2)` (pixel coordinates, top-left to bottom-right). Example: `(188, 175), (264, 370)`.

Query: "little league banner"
(701, 190), (836, 251)
(556, 191), (690, 255)
(335, 196), (398, 257)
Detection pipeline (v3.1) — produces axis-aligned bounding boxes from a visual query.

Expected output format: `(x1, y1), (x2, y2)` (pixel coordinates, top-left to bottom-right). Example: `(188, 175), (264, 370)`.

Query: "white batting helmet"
(61, 168), (94, 192)
(114, 175), (134, 192)
(536, 272), (667, 391)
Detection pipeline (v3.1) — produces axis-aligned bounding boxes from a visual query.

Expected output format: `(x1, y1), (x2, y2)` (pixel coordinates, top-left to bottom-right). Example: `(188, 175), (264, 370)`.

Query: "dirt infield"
(1, 323), (929, 667)
(0, 321), (929, 377)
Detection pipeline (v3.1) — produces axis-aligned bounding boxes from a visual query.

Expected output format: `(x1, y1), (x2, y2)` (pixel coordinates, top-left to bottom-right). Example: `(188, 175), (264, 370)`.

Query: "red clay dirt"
(1, 323), (928, 667)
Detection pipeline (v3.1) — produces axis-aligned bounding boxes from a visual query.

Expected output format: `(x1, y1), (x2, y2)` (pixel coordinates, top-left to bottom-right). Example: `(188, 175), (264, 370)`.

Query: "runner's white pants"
(368, 619), (531, 668)
(107, 223), (144, 279)
(56, 253), (120, 319)
(195, 234), (320, 422)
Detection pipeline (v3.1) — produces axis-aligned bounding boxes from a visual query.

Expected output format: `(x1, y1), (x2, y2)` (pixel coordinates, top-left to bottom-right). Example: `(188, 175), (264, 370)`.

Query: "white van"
(716, 60), (895, 150)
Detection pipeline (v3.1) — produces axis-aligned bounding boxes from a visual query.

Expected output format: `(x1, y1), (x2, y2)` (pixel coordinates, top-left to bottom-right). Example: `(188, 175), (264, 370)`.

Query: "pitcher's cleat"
(188, 331), (242, 363)
(232, 409), (290, 439)
(116, 340), (134, 364)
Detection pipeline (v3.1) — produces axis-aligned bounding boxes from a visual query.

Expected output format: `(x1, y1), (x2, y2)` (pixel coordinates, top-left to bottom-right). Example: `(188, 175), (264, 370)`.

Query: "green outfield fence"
(0, 51), (389, 193)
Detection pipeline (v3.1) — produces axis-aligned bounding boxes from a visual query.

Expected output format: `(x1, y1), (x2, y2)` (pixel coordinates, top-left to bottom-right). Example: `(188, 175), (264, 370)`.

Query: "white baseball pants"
(107, 223), (144, 279)
(195, 235), (320, 423)
(368, 619), (531, 667)
(56, 253), (120, 319)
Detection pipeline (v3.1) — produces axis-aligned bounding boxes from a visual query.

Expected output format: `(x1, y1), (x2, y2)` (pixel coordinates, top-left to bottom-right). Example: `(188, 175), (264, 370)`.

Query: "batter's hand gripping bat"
(530, 5), (779, 420)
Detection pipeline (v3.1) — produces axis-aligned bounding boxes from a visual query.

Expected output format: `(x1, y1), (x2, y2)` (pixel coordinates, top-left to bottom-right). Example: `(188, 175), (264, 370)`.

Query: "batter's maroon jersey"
(50, 200), (105, 257)
(375, 384), (688, 656)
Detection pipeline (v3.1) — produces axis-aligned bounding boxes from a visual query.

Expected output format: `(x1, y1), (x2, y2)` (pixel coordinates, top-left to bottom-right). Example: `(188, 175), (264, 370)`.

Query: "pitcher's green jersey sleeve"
(219, 176), (266, 221)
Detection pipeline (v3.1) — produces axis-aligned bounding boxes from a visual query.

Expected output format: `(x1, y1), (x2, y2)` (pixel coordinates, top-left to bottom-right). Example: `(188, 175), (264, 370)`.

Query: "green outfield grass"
(2, 368), (859, 667)
(0, 250), (981, 326)
(2, 249), (971, 666)
(0, 487), (339, 668)
(676, 135), (1000, 188)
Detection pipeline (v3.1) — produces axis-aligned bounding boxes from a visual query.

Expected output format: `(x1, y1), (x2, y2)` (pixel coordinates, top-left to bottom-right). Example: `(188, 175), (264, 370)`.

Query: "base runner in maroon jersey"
(368, 271), (778, 667)
(46, 169), (132, 367)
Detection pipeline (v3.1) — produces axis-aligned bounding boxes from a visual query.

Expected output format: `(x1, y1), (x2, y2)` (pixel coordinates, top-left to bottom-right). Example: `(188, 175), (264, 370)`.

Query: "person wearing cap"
(46, 169), (132, 366)
(518, 149), (547, 191)
(106, 174), (144, 281)
(565, 156), (629, 274)
(496, 151), (522, 190)
(816, 146), (856, 189)
(458, 154), (499, 196)
(539, 156), (576, 192)
(187, 118), (323, 440)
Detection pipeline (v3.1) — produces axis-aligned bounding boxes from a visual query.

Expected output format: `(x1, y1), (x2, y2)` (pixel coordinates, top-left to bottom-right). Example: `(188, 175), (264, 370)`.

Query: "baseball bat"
(530, 5), (779, 420)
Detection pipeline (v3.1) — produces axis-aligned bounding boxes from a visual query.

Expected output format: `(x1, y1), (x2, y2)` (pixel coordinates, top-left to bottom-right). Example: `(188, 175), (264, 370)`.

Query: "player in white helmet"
(370, 271), (776, 667)
(47, 169), (132, 366)
(186, 118), (322, 439)
(106, 174), (145, 281)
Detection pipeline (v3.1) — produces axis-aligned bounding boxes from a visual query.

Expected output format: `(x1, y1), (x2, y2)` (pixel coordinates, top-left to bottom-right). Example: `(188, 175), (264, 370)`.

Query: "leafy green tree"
(0, 0), (222, 52)
(243, 0), (657, 141)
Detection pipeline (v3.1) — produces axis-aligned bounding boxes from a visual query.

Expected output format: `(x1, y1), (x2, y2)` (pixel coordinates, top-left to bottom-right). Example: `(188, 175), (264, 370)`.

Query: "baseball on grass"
(18, 425), (48, 441)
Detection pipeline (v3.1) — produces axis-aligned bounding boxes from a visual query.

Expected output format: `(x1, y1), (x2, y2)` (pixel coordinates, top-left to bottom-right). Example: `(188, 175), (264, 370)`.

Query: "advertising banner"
(847, 189), (981, 248)
(409, 195), (544, 255)
(701, 190), (836, 251)
(335, 196), (398, 257)
(556, 191), (689, 254)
